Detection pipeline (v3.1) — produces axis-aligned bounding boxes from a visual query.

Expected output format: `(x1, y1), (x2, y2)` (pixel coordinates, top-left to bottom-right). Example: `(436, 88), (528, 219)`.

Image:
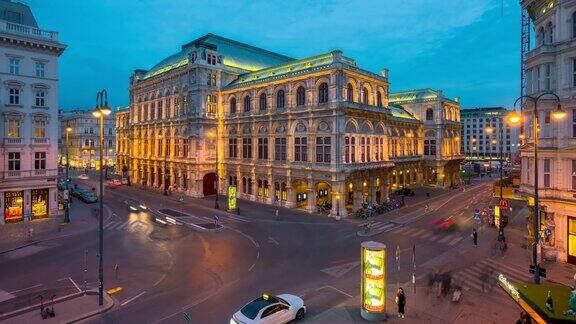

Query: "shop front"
(31, 188), (49, 220)
(4, 191), (24, 223)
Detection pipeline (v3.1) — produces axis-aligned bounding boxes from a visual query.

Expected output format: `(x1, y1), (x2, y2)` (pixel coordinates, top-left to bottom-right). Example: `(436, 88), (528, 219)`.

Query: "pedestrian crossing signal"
(529, 265), (547, 278)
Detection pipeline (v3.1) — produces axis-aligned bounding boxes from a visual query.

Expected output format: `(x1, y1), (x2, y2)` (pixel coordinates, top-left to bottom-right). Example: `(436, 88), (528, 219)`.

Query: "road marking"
(9, 284), (42, 294)
(318, 285), (354, 298)
(248, 251), (260, 272)
(121, 291), (146, 306)
(268, 236), (279, 245)
(410, 228), (427, 237)
(438, 233), (456, 244)
(448, 236), (464, 246)
(103, 222), (115, 230)
(403, 228), (419, 236)
(420, 232), (433, 239)
(321, 261), (360, 278)
(428, 235), (441, 242)
(68, 277), (81, 293)
(390, 228), (403, 234)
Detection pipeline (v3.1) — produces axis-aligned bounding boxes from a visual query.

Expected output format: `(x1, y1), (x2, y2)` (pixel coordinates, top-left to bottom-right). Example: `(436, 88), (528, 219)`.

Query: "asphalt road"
(0, 174), (501, 323)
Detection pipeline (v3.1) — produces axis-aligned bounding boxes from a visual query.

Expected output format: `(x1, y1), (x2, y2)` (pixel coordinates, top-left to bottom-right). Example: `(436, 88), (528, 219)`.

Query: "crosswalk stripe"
(404, 228), (419, 235)
(438, 233), (457, 244)
(448, 236), (463, 246)
(114, 221), (130, 230)
(420, 232), (433, 239)
(410, 229), (427, 237)
(390, 228), (403, 234)
(103, 222), (115, 230)
(428, 234), (442, 242)
(483, 259), (532, 281)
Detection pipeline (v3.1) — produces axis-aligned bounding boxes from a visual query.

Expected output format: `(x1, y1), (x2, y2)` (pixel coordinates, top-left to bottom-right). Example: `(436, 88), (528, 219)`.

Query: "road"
(0, 175), (520, 323)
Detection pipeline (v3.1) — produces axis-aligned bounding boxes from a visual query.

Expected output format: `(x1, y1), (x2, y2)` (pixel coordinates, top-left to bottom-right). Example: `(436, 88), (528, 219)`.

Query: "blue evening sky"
(28, 0), (520, 110)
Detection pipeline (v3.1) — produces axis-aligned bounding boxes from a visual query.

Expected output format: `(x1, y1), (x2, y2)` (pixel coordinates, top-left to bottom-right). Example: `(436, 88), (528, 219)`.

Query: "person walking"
(472, 228), (478, 247)
(395, 287), (406, 318)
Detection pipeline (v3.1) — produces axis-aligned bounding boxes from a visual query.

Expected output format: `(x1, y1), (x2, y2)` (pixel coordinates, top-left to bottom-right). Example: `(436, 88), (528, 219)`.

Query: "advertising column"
(361, 241), (387, 321)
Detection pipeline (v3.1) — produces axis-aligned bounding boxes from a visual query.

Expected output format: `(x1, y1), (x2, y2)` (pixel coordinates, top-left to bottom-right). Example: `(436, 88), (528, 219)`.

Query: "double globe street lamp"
(92, 90), (111, 306)
(510, 92), (566, 284)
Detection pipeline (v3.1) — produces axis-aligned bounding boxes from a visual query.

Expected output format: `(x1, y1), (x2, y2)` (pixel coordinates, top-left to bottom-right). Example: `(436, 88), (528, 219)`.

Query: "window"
(258, 137), (268, 159)
(345, 137), (350, 163)
(361, 137), (366, 162)
(296, 86), (306, 106)
(424, 140), (436, 156)
(545, 111), (551, 124)
(544, 64), (551, 90)
(573, 12), (576, 39)
(546, 22), (553, 44)
(108, 128), (113, 135)
(228, 138), (237, 158)
(35, 62), (45, 77)
(108, 139), (113, 148)
(377, 92), (383, 107)
(84, 139), (89, 147)
(8, 152), (20, 171)
(183, 138), (189, 157)
(544, 159), (551, 188)
(230, 98), (237, 114)
(572, 160), (576, 190)
(9, 58), (19, 75)
(573, 109), (576, 138)
(351, 137), (356, 162)
(347, 83), (354, 102)
(259, 93), (267, 111)
(207, 53), (216, 65)
(274, 137), (287, 161)
(426, 108), (433, 121)
(294, 137), (307, 162)
(244, 96), (251, 112)
(7, 118), (20, 138)
(242, 138), (252, 158)
(316, 136), (331, 163)
(318, 83), (329, 103)
(276, 90), (285, 109)
(362, 88), (369, 105)
(35, 90), (45, 107)
(34, 119), (45, 138)
(89, 127), (94, 134)
(9, 88), (20, 105)
(34, 152), (46, 170)
(572, 59), (576, 87)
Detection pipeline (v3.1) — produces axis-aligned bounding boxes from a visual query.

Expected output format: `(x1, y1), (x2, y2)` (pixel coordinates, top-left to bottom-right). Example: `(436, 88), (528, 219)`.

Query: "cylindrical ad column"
(361, 241), (387, 321)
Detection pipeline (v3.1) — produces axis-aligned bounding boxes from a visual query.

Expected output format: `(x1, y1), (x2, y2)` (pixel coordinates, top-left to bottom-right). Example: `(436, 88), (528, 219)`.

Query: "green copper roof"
(389, 88), (460, 105)
(142, 34), (295, 80)
(389, 104), (419, 120)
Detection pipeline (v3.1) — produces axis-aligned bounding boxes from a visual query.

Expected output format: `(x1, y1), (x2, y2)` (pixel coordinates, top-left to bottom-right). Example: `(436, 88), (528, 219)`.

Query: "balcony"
(520, 185), (576, 203)
(343, 160), (394, 171)
(525, 44), (557, 61)
(32, 138), (50, 145)
(0, 169), (57, 180)
(3, 138), (23, 145)
(0, 20), (59, 42)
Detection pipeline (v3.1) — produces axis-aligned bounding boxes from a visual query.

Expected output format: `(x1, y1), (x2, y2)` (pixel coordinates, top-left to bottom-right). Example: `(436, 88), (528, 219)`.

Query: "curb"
(68, 290), (115, 323)
(0, 291), (84, 321)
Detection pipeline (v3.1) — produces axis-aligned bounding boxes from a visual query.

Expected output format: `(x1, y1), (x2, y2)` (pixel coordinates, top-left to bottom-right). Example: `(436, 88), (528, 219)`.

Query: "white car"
(231, 294), (306, 324)
(78, 174), (89, 180)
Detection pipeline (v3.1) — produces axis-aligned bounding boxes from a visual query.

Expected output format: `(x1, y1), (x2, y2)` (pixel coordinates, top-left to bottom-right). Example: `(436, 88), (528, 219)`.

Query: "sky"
(27, 0), (521, 110)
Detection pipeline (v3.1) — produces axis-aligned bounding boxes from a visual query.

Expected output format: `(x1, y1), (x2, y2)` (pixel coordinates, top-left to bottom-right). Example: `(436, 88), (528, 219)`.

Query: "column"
(285, 185), (295, 208)
(23, 190), (31, 221)
(306, 180), (316, 213)
(331, 182), (348, 218)
(370, 176), (378, 203)
(353, 178), (363, 210)
(49, 187), (58, 217)
(436, 166), (445, 188)
(267, 174), (275, 205)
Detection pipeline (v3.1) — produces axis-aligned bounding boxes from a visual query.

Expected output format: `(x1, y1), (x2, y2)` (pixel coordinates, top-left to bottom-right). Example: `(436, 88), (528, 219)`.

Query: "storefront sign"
(228, 186), (237, 210)
(494, 206), (501, 227)
(31, 189), (49, 219)
(499, 273), (520, 301)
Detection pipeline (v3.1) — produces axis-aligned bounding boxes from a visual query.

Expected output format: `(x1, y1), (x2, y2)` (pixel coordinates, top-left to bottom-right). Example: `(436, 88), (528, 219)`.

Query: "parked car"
(231, 293), (306, 324)
(57, 179), (69, 191)
(106, 179), (122, 189)
(78, 174), (89, 180)
(395, 188), (415, 196)
(79, 192), (98, 203)
(71, 187), (89, 198)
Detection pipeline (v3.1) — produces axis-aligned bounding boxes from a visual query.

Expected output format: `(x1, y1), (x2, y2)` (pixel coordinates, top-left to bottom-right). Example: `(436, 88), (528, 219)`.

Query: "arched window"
(296, 86), (306, 106)
(538, 27), (545, 45)
(276, 90), (285, 109)
(229, 98), (236, 114)
(243, 96), (251, 112)
(362, 88), (369, 105)
(377, 92), (383, 107)
(318, 82), (329, 103)
(426, 108), (434, 121)
(259, 93), (267, 111)
(546, 22), (554, 44)
(347, 83), (354, 102)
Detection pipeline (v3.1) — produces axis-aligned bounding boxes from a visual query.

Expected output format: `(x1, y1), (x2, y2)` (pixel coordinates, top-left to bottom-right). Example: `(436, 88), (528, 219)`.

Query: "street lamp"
(159, 134), (169, 196)
(485, 123), (506, 200)
(512, 92), (565, 284)
(207, 130), (219, 209)
(92, 89), (111, 306)
(64, 126), (72, 223)
(336, 193), (340, 217)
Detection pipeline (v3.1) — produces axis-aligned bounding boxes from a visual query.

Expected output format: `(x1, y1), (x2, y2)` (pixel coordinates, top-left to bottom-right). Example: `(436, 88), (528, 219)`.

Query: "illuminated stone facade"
(521, 0), (576, 264)
(121, 34), (463, 217)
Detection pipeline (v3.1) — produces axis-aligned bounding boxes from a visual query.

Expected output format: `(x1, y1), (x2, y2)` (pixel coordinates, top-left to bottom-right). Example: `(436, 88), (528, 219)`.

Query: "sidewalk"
(1, 290), (114, 324)
(0, 200), (98, 254)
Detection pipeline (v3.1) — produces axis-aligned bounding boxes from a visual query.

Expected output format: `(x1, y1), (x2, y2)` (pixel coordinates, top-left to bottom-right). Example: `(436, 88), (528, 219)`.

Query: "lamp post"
(92, 89), (111, 306)
(336, 193), (340, 217)
(512, 92), (565, 284)
(159, 134), (169, 196)
(64, 126), (72, 223)
(485, 125), (505, 200)
(207, 130), (219, 209)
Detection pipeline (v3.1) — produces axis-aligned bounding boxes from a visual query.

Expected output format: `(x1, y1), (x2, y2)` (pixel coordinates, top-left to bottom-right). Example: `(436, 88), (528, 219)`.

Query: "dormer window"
(207, 53), (217, 65)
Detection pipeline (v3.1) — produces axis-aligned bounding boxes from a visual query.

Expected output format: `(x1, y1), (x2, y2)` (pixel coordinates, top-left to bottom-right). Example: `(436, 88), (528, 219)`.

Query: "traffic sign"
(212, 214), (219, 222)
(500, 199), (509, 211)
(183, 312), (191, 323)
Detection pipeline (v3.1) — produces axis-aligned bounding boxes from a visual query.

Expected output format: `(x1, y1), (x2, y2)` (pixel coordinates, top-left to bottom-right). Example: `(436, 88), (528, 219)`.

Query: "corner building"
(123, 34), (462, 217)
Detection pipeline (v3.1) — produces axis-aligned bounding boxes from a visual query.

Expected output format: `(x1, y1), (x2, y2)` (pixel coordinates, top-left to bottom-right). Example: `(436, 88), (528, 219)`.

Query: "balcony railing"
(32, 138), (49, 144)
(0, 169), (57, 179)
(3, 138), (23, 145)
(343, 160), (394, 170)
(525, 44), (556, 60)
(0, 20), (59, 41)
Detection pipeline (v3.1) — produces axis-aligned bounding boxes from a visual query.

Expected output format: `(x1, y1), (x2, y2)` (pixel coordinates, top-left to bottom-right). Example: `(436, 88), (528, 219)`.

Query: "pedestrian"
(472, 229), (478, 247)
(480, 271), (488, 292)
(546, 290), (554, 312)
(573, 273), (576, 290)
(275, 208), (279, 221)
(395, 287), (406, 318)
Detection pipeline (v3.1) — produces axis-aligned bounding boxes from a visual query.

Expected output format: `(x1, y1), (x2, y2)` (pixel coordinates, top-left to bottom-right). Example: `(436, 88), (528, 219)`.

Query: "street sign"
(500, 199), (509, 211)
(212, 214), (219, 222)
(63, 190), (69, 200)
(183, 312), (191, 323)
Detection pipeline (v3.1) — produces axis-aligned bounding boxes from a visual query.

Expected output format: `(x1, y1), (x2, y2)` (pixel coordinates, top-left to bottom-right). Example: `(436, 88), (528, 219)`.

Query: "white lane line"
(68, 277), (81, 293)
(403, 228), (419, 236)
(410, 229), (427, 237)
(428, 235), (441, 242)
(121, 291), (146, 306)
(248, 250), (260, 272)
(114, 221), (130, 230)
(420, 232), (433, 239)
(390, 228), (403, 234)
(103, 222), (116, 230)
(9, 284), (42, 294)
(448, 236), (463, 246)
(438, 234), (456, 244)
(318, 285), (354, 298)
